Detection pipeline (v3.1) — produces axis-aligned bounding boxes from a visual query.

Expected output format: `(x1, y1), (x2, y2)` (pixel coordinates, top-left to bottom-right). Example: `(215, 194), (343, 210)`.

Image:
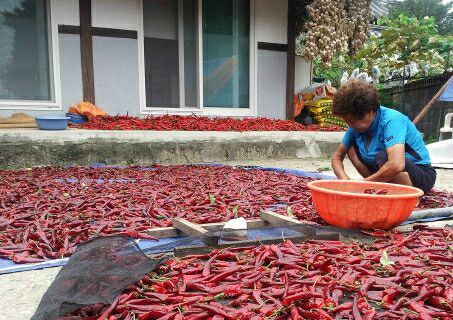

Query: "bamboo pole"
(413, 75), (453, 125)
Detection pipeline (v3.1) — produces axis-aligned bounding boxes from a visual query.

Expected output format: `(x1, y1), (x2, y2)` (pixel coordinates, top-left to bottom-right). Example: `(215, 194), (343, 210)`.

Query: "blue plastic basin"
(66, 113), (88, 124)
(35, 116), (70, 130)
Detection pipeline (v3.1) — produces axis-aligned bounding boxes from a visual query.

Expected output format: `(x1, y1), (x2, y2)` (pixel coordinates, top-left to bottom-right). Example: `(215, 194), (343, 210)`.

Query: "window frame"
(138, 0), (256, 116)
(0, 0), (62, 110)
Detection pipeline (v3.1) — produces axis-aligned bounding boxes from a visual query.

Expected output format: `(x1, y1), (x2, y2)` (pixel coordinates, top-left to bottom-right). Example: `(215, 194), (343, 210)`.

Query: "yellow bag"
(308, 107), (332, 116)
(314, 115), (348, 128)
(304, 99), (332, 108)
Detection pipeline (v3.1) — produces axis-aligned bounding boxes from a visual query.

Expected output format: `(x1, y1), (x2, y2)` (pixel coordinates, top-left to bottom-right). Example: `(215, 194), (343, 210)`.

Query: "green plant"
(389, 0), (453, 35)
(313, 14), (452, 84)
(356, 15), (448, 75)
(378, 91), (398, 108)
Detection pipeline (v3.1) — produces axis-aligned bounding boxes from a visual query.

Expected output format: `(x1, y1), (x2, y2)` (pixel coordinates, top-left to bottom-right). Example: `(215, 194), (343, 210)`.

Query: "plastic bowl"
(66, 113), (88, 124)
(307, 180), (424, 230)
(35, 116), (70, 130)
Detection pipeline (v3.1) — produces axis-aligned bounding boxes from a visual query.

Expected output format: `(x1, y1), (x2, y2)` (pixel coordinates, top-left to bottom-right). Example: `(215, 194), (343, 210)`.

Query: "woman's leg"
(389, 172), (413, 186)
(375, 150), (436, 192)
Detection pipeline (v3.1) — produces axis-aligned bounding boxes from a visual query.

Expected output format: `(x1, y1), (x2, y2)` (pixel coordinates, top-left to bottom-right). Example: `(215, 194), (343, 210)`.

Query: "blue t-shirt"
(341, 106), (431, 168)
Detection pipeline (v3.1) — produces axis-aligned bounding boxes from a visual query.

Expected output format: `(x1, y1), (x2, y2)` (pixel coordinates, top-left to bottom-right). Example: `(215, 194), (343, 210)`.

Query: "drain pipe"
(407, 207), (453, 222)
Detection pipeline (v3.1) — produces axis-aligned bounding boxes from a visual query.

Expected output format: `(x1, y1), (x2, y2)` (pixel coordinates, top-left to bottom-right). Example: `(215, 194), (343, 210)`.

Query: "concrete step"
(0, 129), (344, 169)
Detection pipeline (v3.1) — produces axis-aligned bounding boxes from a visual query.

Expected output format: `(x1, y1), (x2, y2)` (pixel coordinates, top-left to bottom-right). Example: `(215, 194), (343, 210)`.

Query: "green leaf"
(380, 250), (395, 266)
(209, 194), (216, 205)
(232, 205), (239, 218)
(214, 292), (225, 300)
(287, 206), (295, 218)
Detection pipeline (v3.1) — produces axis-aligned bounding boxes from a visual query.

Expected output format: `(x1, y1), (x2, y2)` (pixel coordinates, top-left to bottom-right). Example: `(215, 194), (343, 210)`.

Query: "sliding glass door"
(142, 0), (199, 108)
(202, 0), (249, 108)
(141, 0), (251, 111)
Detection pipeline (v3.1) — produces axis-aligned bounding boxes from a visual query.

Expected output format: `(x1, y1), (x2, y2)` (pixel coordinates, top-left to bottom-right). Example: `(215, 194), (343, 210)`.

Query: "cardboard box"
(299, 83), (336, 101)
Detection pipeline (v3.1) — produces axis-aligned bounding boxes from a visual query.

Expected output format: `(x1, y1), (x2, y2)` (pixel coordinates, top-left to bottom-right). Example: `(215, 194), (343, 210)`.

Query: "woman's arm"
(365, 144), (405, 182)
(331, 144), (351, 180)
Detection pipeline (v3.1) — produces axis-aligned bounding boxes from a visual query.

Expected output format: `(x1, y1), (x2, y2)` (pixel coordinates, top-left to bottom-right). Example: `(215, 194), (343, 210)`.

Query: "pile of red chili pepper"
(0, 165), (452, 263)
(62, 226), (453, 319)
(76, 115), (345, 131)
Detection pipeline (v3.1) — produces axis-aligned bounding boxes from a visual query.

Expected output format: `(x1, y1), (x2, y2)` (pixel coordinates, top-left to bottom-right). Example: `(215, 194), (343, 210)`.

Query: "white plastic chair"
(439, 113), (453, 141)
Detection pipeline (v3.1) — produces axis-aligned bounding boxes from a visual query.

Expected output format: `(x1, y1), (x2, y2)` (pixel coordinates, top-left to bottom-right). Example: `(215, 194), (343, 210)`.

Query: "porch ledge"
(0, 129), (343, 169)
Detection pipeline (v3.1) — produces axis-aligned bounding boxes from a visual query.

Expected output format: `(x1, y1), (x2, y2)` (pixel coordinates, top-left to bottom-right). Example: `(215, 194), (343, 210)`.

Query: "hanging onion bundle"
(302, 0), (371, 66)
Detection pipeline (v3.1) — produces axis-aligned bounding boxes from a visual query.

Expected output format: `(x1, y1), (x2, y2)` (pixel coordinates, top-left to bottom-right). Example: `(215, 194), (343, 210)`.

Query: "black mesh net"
(29, 224), (352, 319)
(30, 236), (167, 320)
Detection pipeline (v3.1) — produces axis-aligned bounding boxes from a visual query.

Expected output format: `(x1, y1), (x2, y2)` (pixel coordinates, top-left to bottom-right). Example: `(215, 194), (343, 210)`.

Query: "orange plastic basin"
(307, 180), (424, 230)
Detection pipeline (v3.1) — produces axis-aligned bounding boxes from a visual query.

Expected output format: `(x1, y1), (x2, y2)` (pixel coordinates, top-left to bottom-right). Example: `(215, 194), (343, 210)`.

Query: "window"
(0, 0), (56, 103)
(202, 0), (249, 108)
(142, 0), (199, 108)
(141, 0), (252, 112)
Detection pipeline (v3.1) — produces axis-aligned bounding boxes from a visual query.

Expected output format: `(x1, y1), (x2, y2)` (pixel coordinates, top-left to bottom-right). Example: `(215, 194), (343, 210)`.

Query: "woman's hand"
(331, 144), (351, 180)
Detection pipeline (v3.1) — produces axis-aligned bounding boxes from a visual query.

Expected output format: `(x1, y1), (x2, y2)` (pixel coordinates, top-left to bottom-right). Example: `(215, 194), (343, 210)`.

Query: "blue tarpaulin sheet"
(1, 163), (448, 274)
(0, 165), (333, 274)
(438, 77), (453, 102)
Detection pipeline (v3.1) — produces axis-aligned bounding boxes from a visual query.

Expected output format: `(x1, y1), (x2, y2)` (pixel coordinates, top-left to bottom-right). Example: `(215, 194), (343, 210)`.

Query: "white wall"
(295, 56), (312, 93)
(255, 0), (288, 44)
(257, 50), (287, 119)
(93, 37), (140, 115)
(54, 0), (79, 25)
(59, 34), (83, 110)
(92, 0), (140, 30)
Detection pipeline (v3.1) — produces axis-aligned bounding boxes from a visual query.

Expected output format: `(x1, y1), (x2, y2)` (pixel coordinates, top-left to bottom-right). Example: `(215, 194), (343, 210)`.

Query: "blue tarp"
(0, 165), (333, 274)
(0, 237), (199, 275)
(438, 77), (453, 102)
(1, 163), (448, 274)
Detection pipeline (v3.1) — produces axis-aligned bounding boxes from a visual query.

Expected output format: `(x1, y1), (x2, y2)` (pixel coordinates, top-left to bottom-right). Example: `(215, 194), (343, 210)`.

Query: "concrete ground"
(0, 159), (452, 320)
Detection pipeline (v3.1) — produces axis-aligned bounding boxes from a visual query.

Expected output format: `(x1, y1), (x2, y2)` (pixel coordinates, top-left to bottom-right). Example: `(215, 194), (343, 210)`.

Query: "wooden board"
(0, 123), (37, 128)
(173, 218), (209, 238)
(174, 231), (340, 256)
(260, 210), (303, 226)
(147, 219), (265, 238)
(0, 113), (35, 124)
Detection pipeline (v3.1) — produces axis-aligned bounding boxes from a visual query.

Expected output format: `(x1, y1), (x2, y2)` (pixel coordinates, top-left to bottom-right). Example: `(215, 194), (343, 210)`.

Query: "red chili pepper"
(96, 296), (120, 320)
(282, 292), (323, 307)
(193, 303), (237, 320)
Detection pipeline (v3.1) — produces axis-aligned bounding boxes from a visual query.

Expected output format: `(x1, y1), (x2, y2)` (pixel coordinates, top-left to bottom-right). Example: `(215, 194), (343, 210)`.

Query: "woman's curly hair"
(333, 79), (380, 119)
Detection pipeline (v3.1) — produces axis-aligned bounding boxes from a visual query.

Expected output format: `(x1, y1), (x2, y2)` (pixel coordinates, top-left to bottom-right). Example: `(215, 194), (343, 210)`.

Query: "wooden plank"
(59, 25), (138, 39)
(173, 218), (209, 237)
(79, 0), (95, 104)
(258, 42), (288, 52)
(285, 0), (296, 120)
(174, 235), (310, 256)
(260, 210), (302, 226)
(146, 219), (266, 238)
(59, 25), (80, 34)
(0, 123), (37, 128)
(93, 27), (137, 39)
(146, 227), (181, 239)
(174, 231), (340, 256)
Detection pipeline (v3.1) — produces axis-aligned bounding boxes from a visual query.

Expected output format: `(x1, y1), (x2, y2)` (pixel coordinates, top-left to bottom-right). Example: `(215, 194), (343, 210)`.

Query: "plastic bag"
(68, 101), (107, 117)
